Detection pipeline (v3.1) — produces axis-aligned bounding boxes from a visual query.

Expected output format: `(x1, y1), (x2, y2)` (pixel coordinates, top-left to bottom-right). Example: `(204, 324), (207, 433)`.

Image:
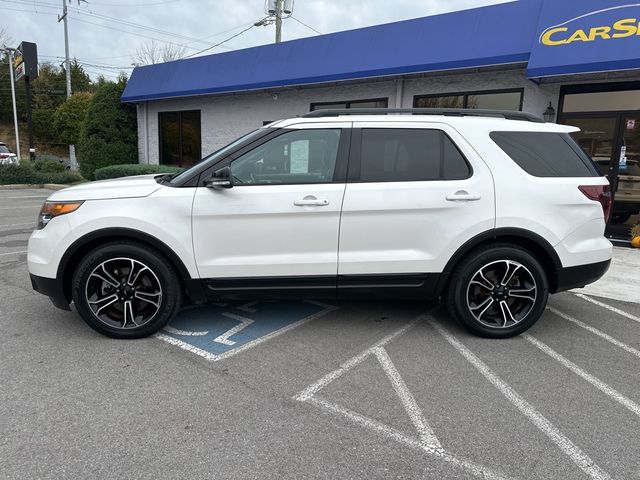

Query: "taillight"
(579, 184), (611, 222)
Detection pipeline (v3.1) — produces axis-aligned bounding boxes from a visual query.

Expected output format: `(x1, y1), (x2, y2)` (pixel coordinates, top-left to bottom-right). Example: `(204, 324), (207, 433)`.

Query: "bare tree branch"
(132, 40), (187, 65)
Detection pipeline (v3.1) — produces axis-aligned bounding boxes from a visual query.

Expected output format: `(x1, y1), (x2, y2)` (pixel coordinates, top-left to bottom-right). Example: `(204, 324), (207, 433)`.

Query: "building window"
(310, 98), (388, 111)
(414, 89), (523, 111)
(159, 110), (201, 167)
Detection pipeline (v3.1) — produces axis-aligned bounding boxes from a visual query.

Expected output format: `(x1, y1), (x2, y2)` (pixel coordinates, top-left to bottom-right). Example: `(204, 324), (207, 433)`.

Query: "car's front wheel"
(445, 244), (549, 338)
(71, 241), (182, 339)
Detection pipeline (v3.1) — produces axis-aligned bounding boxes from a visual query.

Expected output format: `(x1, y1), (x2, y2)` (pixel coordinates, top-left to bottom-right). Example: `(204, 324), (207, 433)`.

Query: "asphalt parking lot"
(1, 188), (639, 480)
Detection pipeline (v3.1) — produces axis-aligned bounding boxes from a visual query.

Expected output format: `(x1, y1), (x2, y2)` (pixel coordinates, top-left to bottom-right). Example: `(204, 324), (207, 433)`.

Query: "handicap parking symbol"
(156, 300), (336, 362)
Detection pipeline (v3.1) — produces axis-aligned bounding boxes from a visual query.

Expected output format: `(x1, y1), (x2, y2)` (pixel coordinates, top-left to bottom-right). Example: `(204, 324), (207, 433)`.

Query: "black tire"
(445, 243), (549, 338)
(71, 241), (183, 339)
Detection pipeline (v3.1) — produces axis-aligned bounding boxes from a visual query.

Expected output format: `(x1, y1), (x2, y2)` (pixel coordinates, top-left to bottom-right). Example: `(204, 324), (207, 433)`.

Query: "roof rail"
(301, 108), (545, 123)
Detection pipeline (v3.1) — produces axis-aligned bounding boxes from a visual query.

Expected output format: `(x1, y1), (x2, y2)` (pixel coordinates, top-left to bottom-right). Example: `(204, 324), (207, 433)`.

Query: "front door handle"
(294, 196), (330, 206)
(446, 191), (481, 202)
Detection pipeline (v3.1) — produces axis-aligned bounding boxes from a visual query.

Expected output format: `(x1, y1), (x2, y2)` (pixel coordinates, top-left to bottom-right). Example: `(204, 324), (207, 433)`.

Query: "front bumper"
(555, 259), (611, 293)
(30, 274), (71, 310)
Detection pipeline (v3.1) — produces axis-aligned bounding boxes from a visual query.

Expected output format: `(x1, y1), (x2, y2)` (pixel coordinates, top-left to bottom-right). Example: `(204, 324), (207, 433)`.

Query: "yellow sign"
(13, 53), (23, 68)
(541, 18), (640, 46)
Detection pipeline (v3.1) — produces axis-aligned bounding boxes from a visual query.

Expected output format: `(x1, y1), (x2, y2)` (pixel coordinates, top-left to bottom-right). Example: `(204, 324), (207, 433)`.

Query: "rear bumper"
(30, 274), (71, 311)
(554, 259), (610, 293)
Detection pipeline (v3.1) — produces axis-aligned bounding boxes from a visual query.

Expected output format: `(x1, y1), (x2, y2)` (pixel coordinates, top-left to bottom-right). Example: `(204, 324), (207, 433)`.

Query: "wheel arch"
(436, 228), (562, 296)
(57, 227), (200, 304)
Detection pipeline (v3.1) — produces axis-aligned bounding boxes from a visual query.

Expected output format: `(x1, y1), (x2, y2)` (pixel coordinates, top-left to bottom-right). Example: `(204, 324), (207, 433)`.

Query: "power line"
(184, 23), (257, 59)
(290, 15), (322, 35)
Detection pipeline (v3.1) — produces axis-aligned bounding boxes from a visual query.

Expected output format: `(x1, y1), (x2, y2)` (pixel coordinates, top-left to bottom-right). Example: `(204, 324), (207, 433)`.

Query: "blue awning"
(121, 1), (539, 102)
(122, 0), (640, 103)
(526, 0), (640, 77)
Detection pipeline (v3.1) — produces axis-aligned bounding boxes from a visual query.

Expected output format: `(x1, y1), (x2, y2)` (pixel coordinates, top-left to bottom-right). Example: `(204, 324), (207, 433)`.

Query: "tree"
(53, 92), (93, 146)
(77, 79), (138, 179)
(132, 40), (186, 65)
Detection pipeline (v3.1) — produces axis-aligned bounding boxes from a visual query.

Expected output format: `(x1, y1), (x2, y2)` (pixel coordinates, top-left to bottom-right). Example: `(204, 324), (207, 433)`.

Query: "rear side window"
(490, 131), (600, 177)
(358, 128), (471, 182)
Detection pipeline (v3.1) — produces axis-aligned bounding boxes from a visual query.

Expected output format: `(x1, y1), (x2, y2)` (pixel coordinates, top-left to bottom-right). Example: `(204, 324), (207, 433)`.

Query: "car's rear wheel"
(445, 244), (549, 338)
(71, 241), (182, 339)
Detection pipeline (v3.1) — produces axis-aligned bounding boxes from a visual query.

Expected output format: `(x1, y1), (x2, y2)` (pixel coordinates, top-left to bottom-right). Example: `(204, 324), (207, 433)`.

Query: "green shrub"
(0, 163), (85, 185)
(33, 159), (66, 173)
(77, 80), (138, 179)
(93, 164), (182, 180)
(0, 164), (42, 184)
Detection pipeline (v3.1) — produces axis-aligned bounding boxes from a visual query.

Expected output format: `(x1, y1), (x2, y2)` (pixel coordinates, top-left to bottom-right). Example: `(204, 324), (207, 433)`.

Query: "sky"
(1, 0), (511, 80)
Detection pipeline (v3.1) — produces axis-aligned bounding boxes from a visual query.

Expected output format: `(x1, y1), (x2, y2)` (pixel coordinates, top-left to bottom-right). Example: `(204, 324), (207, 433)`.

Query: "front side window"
(159, 110), (201, 168)
(490, 131), (600, 177)
(358, 128), (471, 182)
(231, 129), (341, 185)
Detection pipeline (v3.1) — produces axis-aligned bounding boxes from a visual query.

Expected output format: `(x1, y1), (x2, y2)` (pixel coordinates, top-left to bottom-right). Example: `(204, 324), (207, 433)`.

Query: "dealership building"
(122, 0), (640, 241)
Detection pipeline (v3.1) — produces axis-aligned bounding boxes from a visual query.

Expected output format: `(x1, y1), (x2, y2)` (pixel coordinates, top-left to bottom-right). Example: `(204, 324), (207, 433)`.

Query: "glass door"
(565, 115), (640, 241)
(613, 115), (640, 235)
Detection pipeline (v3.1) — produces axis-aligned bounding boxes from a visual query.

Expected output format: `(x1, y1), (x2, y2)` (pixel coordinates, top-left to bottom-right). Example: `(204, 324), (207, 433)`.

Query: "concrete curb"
(0, 184), (69, 191)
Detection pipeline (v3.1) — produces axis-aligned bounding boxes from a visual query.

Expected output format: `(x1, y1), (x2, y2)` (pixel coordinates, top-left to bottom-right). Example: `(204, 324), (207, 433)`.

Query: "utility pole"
(275, 0), (283, 43)
(6, 49), (21, 162)
(59, 0), (78, 170)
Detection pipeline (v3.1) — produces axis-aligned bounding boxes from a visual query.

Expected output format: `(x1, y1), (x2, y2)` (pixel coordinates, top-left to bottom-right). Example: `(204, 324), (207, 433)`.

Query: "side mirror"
(204, 166), (233, 189)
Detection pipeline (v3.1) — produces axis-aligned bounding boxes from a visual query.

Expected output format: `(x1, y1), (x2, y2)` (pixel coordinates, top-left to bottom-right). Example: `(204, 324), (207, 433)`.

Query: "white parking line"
(0, 222), (34, 228)
(295, 314), (425, 402)
(430, 319), (611, 480)
(0, 204), (43, 210)
(307, 396), (510, 480)
(214, 313), (255, 345)
(524, 334), (640, 418)
(0, 250), (27, 257)
(373, 346), (441, 450)
(548, 307), (640, 360)
(296, 312), (513, 480)
(163, 326), (209, 336)
(575, 293), (640, 324)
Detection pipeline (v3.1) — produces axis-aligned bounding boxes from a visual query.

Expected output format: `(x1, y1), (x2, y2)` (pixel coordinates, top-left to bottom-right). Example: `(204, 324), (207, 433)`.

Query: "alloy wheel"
(85, 257), (163, 329)
(465, 259), (537, 329)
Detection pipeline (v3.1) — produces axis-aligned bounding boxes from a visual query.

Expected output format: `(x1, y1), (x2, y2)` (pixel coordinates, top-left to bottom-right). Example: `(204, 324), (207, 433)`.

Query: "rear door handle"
(294, 196), (330, 206)
(446, 191), (481, 202)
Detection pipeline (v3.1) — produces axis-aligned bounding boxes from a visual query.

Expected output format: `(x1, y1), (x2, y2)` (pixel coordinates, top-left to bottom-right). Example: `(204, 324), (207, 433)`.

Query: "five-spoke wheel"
(72, 242), (182, 339)
(86, 258), (163, 330)
(446, 244), (549, 338)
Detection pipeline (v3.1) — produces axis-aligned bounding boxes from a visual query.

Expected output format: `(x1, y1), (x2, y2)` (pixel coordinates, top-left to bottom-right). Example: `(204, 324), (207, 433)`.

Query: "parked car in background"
(0, 142), (18, 165)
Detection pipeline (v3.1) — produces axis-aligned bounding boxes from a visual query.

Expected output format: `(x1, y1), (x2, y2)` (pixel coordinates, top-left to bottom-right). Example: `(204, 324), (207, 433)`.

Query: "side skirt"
(197, 274), (441, 302)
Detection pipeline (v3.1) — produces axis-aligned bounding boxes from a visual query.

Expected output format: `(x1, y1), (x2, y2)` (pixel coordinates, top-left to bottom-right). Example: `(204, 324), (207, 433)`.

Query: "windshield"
(168, 128), (266, 186)
(0, 145), (10, 153)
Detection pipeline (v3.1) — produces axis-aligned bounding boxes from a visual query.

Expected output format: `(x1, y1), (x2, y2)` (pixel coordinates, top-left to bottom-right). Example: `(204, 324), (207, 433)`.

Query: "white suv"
(28, 109), (612, 339)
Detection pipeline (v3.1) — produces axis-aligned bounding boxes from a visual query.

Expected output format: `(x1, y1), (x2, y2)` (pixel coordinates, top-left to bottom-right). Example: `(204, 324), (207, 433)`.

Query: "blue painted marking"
(163, 301), (326, 355)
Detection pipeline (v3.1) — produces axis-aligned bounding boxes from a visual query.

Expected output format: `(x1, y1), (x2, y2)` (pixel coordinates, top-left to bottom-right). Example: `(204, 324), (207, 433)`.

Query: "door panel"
(192, 127), (348, 280)
(338, 122), (495, 276)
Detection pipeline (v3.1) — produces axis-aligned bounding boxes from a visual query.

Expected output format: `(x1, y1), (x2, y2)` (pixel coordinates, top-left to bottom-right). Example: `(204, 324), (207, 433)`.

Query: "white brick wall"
(137, 68), (563, 164)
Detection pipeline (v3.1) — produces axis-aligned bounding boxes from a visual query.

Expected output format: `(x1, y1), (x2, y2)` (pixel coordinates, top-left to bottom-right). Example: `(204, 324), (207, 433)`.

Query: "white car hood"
(48, 174), (164, 201)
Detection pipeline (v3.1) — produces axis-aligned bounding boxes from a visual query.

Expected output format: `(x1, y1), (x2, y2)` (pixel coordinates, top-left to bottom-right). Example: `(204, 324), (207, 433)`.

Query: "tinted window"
(0, 145), (9, 153)
(231, 129), (341, 185)
(359, 129), (470, 182)
(490, 132), (600, 177)
(159, 110), (201, 168)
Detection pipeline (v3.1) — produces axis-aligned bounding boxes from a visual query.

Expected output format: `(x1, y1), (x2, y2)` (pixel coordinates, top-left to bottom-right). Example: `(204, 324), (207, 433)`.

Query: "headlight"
(37, 201), (84, 229)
